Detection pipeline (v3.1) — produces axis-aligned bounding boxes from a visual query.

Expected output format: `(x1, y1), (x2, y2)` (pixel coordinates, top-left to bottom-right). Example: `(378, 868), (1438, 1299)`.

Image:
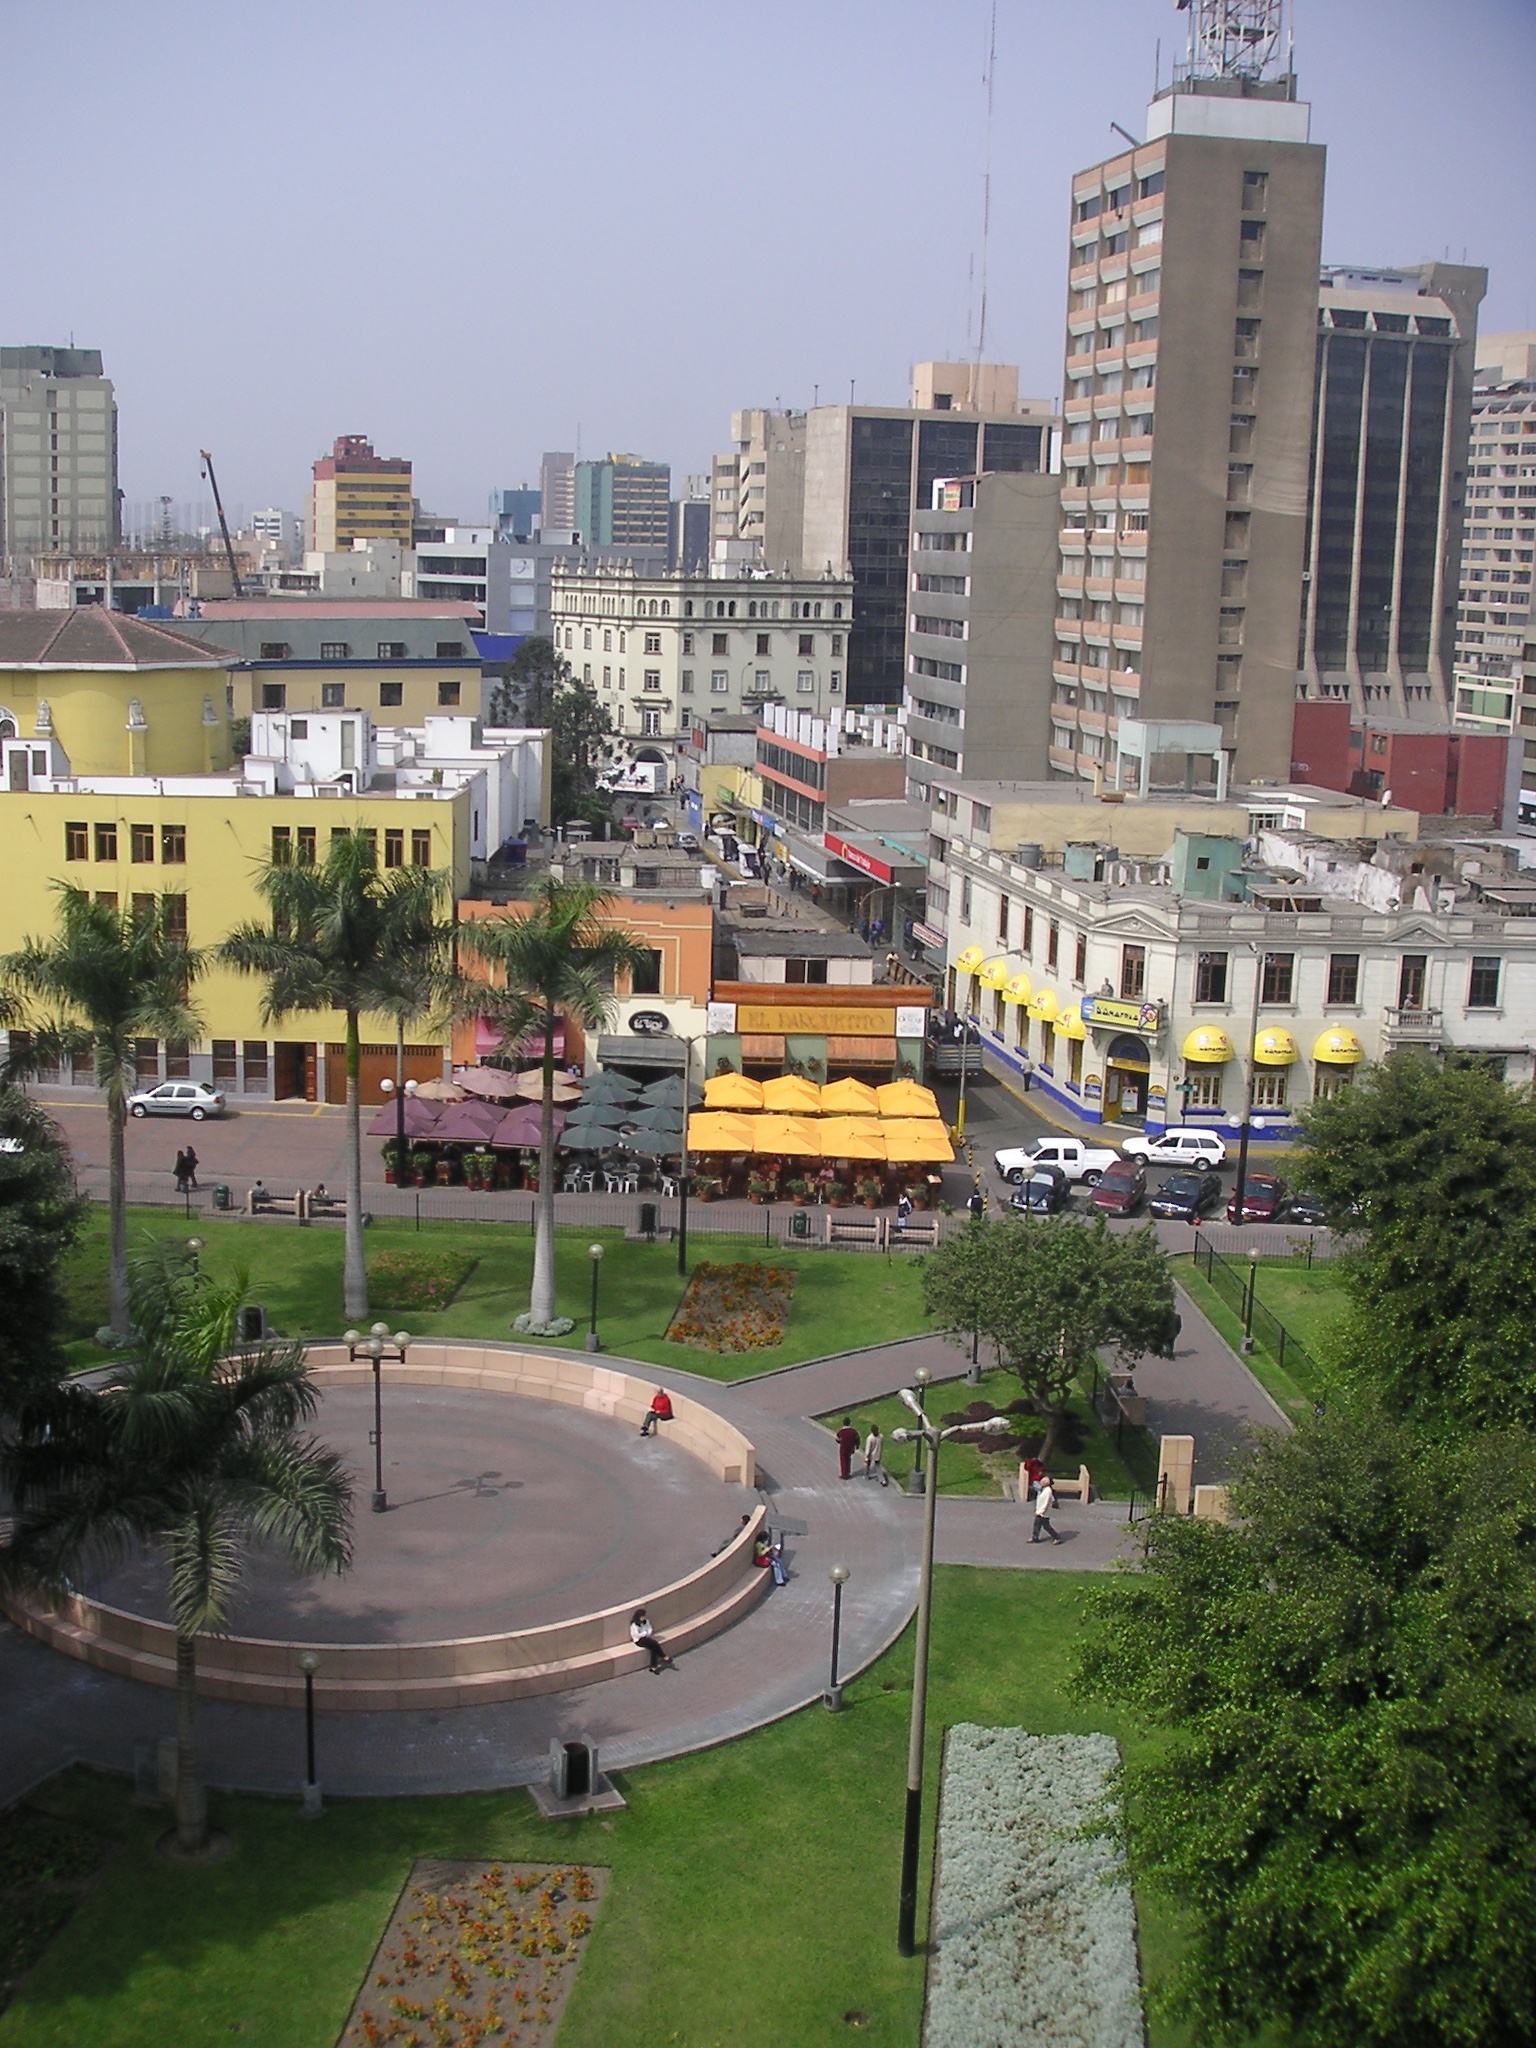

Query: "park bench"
(889, 1218), (940, 1251)
(825, 1214), (886, 1251)
(246, 1189), (305, 1220)
(1009, 1462), (1094, 1505)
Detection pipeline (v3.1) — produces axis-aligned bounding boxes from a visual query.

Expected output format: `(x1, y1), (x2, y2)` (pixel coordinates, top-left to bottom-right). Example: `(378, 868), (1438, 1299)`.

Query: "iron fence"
(1191, 1234), (1323, 1393)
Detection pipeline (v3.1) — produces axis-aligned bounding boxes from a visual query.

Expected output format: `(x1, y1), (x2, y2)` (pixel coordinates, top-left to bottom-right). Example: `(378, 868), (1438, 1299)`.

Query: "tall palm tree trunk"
(343, 1009), (368, 1319)
(529, 998), (558, 1323)
(174, 1634), (209, 1852)
(106, 1083), (130, 1338)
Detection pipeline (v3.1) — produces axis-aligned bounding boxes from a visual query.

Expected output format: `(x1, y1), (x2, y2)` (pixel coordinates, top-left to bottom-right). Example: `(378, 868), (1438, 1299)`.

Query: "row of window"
(589, 664), (840, 700)
(1071, 167), (1165, 222)
(568, 625), (841, 658)
(258, 641), (464, 662)
(557, 597), (845, 628)
(1067, 318), (1159, 358)
(259, 680), (461, 711)
(268, 825), (433, 868)
(66, 822), (186, 863)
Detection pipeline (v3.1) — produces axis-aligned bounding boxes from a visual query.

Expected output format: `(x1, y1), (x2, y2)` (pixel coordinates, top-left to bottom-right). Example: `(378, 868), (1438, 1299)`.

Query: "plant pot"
(384, 1169), (396, 1185)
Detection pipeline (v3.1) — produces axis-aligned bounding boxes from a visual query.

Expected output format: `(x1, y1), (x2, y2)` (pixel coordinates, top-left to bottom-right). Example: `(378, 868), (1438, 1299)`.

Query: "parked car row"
(993, 1132), (1329, 1225)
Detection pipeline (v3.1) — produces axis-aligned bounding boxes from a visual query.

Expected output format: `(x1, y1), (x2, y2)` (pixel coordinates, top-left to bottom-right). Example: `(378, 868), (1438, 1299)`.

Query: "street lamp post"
(299, 1650), (322, 1817)
(906, 1365), (932, 1495)
(891, 1398), (1010, 1956)
(586, 1242), (605, 1351)
(344, 1323), (411, 1512)
(1232, 946), (1269, 1225)
(824, 1563), (850, 1711)
(676, 1035), (703, 1278)
(380, 1074), (419, 1195)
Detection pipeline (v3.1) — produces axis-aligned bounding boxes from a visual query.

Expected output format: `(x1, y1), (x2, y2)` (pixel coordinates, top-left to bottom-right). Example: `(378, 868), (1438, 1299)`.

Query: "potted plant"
(747, 1173), (770, 1205)
(857, 1175), (881, 1209)
(695, 1174), (721, 1203)
(409, 1147), (435, 1189)
(382, 1137), (402, 1185)
(785, 1176), (809, 1206)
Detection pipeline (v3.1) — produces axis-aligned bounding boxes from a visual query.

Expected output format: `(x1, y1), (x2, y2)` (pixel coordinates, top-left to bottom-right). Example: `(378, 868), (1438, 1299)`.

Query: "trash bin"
(212, 1183), (231, 1211)
(789, 1208), (810, 1239)
(639, 1201), (658, 1240)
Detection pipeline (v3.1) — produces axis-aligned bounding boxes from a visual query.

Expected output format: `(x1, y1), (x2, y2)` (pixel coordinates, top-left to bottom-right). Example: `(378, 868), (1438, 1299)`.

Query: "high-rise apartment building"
(1297, 262), (1485, 718)
(1054, 2), (1324, 786)
(307, 435), (412, 555)
(0, 346), (119, 564)
(489, 487), (541, 542)
(573, 454), (671, 550)
(538, 452), (575, 535)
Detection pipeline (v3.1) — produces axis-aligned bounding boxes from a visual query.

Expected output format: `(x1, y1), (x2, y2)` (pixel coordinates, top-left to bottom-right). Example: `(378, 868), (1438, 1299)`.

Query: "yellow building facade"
(229, 655), (486, 728)
(0, 608), (233, 777)
(308, 435), (413, 554)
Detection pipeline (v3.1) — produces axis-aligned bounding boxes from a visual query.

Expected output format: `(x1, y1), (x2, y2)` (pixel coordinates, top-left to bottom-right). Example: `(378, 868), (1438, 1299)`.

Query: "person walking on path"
(1031, 1475), (1063, 1546)
(182, 1145), (199, 1189)
(894, 1190), (913, 1232)
(863, 1423), (887, 1486)
(1019, 1054), (1034, 1094)
(629, 1608), (674, 1673)
(172, 1149), (191, 1194)
(835, 1416), (860, 1480)
(640, 1388), (674, 1438)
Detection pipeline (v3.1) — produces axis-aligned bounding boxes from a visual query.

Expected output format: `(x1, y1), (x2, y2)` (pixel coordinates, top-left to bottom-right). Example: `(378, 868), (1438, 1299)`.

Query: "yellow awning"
(1254, 1027), (1299, 1067)
(954, 945), (984, 973)
(1029, 988), (1059, 1022)
(686, 1112), (757, 1153)
(875, 1079), (941, 1119)
(1003, 972), (1033, 1003)
(703, 1072), (764, 1110)
(1055, 1001), (1086, 1042)
(1182, 1026), (1235, 1064)
(977, 956), (1010, 990)
(818, 1116), (887, 1160)
(819, 1075), (880, 1115)
(761, 1073), (822, 1114)
(750, 1114), (824, 1155)
(1313, 1027), (1363, 1066)
(882, 1120), (956, 1165)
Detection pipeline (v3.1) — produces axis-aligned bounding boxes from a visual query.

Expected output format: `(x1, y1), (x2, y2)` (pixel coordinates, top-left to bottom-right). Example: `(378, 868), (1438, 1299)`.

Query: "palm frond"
(229, 1431), (354, 1576)
(168, 1485), (247, 1637)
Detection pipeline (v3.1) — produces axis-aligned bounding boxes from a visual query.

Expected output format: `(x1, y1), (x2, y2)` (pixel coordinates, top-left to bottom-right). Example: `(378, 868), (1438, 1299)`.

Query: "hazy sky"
(4, 0), (1532, 527)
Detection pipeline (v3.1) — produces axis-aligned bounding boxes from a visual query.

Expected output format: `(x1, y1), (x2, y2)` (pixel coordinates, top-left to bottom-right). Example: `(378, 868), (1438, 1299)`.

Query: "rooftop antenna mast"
(973, 0), (998, 392)
(1176, 0), (1284, 85)
(198, 449), (243, 598)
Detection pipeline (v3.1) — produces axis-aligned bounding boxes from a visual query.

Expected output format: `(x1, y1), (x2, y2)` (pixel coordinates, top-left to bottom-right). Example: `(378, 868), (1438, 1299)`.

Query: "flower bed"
(366, 1248), (477, 1314)
(666, 1260), (795, 1352)
(925, 1726), (1143, 2048)
(339, 1858), (606, 2046)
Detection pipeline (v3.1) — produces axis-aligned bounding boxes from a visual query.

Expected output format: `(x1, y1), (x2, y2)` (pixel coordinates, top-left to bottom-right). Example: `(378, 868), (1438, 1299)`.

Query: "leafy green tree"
(1, 1237), (352, 1854)
(459, 881), (646, 1326)
(221, 835), (452, 1319)
(0, 1089), (88, 1399)
(1076, 1399), (1536, 2048)
(1294, 1054), (1536, 1434)
(487, 639), (617, 827)
(2, 888), (205, 1339)
(921, 1214), (1176, 1457)
(487, 634), (565, 727)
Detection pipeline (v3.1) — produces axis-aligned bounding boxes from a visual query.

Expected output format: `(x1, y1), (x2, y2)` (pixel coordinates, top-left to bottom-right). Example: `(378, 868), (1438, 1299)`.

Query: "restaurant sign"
(823, 832), (893, 883)
(1080, 995), (1165, 1033)
(736, 1006), (898, 1036)
(628, 1011), (672, 1035)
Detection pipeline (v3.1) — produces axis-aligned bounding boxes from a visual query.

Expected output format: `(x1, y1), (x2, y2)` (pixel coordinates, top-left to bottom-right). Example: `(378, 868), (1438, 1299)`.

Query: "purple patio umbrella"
(490, 1102), (568, 1149)
(432, 1099), (508, 1145)
(366, 1097), (444, 1140)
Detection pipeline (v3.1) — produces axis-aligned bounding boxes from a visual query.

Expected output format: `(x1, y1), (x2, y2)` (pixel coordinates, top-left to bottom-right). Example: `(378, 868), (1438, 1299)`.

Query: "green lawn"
(1173, 1256), (1348, 1415)
(1, 1570), (1206, 2048)
(816, 1364), (1160, 1500)
(59, 1210), (933, 1382)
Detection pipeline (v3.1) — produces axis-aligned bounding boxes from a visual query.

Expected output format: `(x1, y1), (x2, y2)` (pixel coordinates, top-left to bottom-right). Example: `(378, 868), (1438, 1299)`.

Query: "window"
(1260, 952), (1294, 1004)
(711, 672), (729, 694)
(712, 633), (729, 655)
(998, 894), (1010, 944)
(242, 1041), (268, 1091)
(960, 877), (972, 922)
(131, 892), (154, 923)
(212, 1040), (238, 1084)
(971, 802), (991, 833)
(94, 892), (119, 911)
(631, 949), (663, 996)
(797, 671), (815, 694)
(1120, 944), (1145, 998)
(1046, 919), (1059, 970)
(65, 821), (88, 861)
(271, 826), (292, 862)
(1467, 957), (1501, 1008)
(785, 957), (830, 986)
(752, 633), (769, 656)
(680, 671), (694, 693)
(1069, 931), (1085, 982)
(161, 895), (187, 941)
(377, 641), (406, 659)
(1241, 170), (1268, 209)
(134, 1038), (159, 1083)
(384, 829), (404, 869)
(798, 633), (814, 657)
(1313, 1065), (1352, 1103)
(321, 681), (345, 708)
(1253, 1068), (1288, 1109)
(1020, 905), (1034, 955)
(165, 1039), (191, 1079)
(259, 642), (290, 660)
(411, 829), (432, 866)
(832, 633), (844, 655)
(290, 718), (308, 738)
(1194, 951), (1228, 1003)
(94, 822), (117, 861)
(640, 708), (661, 735)
(261, 682), (286, 710)
(1184, 1064), (1223, 1109)
(379, 681), (403, 707)
(682, 632), (695, 654)
(320, 641), (350, 660)
(435, 641), (464, 657)
(643, 669), (662, 692)
(437, 680), (461, 706)
(130, 824), (154, 862)
(297, 826), (316, 865)
(1137, 169), (1164, 199)
(1398, 955), (1427, 1010)
(1326, 953), (1360, 1005)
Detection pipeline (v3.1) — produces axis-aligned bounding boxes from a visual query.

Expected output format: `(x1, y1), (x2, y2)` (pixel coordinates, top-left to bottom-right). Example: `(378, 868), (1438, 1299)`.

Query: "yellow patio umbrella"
(954, 945), (984, 973)
(978, 957), (1010, 990)
(820, 1075), (880, 1115)
(1313, 1027), (1363, 1065)
(1182, 1026), (1234, 1063)
(875, 1079), (941, 1119)
(704, 1071), (765, 1110)
(1254, 1027), (1299, 1066)
(761, 1073), (823, 1114)
(1028, 987), (1059, 1022)
(882, 1120), (956, 1164)
(1056, 1001), (1087, 1042)
(686, 1111), (757, 1153)
(818, 1116), (888, 1160)
(750, 1114), (824, 1156)
(1003, 971), (1033, 1004)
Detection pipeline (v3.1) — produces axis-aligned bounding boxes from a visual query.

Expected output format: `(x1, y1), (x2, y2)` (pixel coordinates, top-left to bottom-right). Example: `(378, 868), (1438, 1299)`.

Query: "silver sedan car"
(127, 1081), (226, 1120)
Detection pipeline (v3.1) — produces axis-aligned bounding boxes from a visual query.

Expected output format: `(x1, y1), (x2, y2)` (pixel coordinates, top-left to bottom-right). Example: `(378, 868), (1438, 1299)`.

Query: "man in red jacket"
(640, 1388), (674, 1437)
(834, 1416), (860, 1480)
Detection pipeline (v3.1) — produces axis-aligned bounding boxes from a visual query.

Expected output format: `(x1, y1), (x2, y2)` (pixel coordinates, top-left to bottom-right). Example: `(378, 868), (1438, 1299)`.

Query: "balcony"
(1382, 1006), (1443, 1046)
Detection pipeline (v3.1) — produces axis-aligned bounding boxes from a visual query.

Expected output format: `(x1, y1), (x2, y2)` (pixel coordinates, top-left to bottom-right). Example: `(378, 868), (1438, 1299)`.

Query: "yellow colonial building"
(0, 607), (234, 777)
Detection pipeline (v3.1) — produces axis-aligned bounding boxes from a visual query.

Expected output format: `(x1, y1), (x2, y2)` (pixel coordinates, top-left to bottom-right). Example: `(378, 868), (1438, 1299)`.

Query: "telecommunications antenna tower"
(1175, 0), (1286, 85)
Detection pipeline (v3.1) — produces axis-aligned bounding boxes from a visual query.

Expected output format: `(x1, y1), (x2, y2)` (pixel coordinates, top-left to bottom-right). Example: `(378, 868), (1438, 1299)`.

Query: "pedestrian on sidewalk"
(172, 1148), (191, 1194)
(640, 1387), (675, 1437)
(835, 1416), (860, 1479)
(1019, 1054), (1034, 1094)
(629, 1607), (674, 1673)
(863, 1423), (887, 1485)
(1031, 1475), (1063, 1546)
(184, 1145), (199, 1188)
(895, 1189), (913, 1231)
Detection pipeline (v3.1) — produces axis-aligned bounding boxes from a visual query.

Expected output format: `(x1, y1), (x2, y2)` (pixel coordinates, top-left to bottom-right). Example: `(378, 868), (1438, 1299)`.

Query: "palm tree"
(460, 879), (647, 1326)
(220, 834), (454, 1320)
(0, 1236), (352, 1854)
(1, 887), (205, 1339)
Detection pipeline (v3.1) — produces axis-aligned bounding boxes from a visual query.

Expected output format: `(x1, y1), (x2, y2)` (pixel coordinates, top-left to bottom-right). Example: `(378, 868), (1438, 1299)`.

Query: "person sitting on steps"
(630, 1607), (674, 1673)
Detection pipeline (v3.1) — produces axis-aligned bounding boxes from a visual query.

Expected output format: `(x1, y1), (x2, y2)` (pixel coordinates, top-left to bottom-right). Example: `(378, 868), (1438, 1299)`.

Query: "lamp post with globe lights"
(891, 1395), (1011, 1957)
(343, 1323), (411, 1511)
(299, 1650), (322, 1816)
(905, 1365), (932, 1494)
(824, 1563), (851, 1711)
(379, 1074), (418, 1192)
(586, 1243), (605, 1351)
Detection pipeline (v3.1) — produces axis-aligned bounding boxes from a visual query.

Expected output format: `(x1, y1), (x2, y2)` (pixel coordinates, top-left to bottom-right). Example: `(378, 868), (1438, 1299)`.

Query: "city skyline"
(2, 0), (1531, 520)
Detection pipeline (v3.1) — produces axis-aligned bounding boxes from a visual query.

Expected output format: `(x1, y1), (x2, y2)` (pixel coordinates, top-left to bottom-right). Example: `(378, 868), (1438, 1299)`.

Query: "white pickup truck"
(993, 1137), (1120, 1186)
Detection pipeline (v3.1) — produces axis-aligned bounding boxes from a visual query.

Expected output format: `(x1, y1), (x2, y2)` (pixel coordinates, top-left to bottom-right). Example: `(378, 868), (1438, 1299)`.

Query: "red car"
(1226, 1171), (1288, 1223)
(1090, 1157), (1147, 1217)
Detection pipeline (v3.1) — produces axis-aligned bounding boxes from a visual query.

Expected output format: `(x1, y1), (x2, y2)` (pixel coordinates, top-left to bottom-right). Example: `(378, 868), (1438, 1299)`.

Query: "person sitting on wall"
(640, 1387), (675, 1437)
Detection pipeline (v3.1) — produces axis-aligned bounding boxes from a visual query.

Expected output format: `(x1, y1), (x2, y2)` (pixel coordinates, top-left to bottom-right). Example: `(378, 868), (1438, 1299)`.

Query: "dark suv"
(1089, 1157), (1147, 1217)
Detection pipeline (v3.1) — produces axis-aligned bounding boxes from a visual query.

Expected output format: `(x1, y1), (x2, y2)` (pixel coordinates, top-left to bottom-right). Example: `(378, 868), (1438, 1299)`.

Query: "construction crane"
(198, 448), (243, 598)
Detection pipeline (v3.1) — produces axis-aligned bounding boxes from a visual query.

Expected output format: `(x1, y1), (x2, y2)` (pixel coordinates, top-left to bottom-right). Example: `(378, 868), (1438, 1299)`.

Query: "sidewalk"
(1131, 1278), (1294, 1483)
(934, 1496), (1136, 1572)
